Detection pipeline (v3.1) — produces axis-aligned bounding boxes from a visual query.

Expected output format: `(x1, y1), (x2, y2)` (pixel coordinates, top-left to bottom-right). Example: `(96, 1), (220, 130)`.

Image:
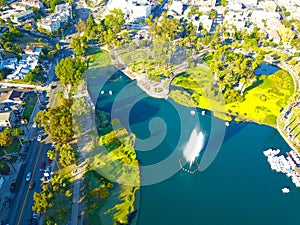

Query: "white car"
(33, 212), (39, 220)
(25, 172), (32, 181)
(37, 135), (42, 142)
(32, 123), (37, 128)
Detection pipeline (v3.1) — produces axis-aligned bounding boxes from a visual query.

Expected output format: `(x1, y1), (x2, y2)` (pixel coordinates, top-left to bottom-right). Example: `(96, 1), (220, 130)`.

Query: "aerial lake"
(89, 68), (300, 225)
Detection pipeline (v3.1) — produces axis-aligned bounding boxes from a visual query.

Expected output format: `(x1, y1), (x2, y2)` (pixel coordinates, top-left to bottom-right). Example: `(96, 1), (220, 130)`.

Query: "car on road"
(45, 165), (51, 173)
(10, 182), (16, 192)
(32, 123), (37, 128)
(29, 181), (35, 190)
(41, 161), (45, 168)
(26, 172), (32, 181)
(32, 212), (39, 220)
(4, 199), (11, 208)
(37, 135), (42, 142)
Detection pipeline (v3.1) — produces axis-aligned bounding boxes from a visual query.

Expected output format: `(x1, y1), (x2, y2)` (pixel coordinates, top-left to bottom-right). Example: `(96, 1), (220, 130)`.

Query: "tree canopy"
(55, 57), (86, 87)
(35, 98), (74, 143)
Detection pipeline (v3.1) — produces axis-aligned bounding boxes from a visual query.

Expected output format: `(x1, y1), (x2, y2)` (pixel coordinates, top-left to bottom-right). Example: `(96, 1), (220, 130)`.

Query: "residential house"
(6, 52), (39, 80)
(188, 0), (216, 7)
(21, 0), (43, 9)
(37, 3), (72, 33)
(169, 1), (183, 15)
(11, 10), (34, 24)
(11, 2), (28, 10)
(3, 58), (18, 70)
(0, 90), (24, 105)
(24, 45), (42, 55)
(55, 3), (72, 18)
(0, 111), (16, 128)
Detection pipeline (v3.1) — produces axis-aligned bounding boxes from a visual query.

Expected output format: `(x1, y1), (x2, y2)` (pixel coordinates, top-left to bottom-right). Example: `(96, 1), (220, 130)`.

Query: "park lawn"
(88, 48), (112, 69)
(170, 65), (294, 126)
(85, 118), (139, 225)
(226, 70), (294, 126)
(0, 139), (21, 157)
(14, 33), (54, 49)
(22, 95), (38, 119)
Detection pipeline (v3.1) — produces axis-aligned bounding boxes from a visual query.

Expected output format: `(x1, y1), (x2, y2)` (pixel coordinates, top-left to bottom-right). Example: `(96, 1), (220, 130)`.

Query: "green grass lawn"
(0, 138), (21, 157)
(170, 65), (294, 126)
(22, 95), (38, 119)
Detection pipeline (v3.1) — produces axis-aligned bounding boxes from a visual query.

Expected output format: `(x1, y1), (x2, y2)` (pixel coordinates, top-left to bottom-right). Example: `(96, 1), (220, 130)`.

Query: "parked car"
(37, 135), (42, 142)
(45, 166), (51, 173)
(26, 172), (32, 181)
(41, 161), (45, 169)
(32, 123), (37, 128)
(29, 181), (35, 190)
(4, 199), (11, 208)
(32, 212), (39, 220)
(10, 182), (16, 193)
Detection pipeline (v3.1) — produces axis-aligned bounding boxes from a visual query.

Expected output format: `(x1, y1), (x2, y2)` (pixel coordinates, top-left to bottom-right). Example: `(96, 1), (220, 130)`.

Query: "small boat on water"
(282, 187), (290, 193)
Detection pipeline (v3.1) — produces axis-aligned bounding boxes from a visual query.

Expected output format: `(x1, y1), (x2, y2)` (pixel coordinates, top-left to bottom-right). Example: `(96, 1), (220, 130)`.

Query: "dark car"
(41, 161), (45, 169)
(4, 199), (11, 208)
(29, 181), (35, 190)
(10, 182), (16, 193)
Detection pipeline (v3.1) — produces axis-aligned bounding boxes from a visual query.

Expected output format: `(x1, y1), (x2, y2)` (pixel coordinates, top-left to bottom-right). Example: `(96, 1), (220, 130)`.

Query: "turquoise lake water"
(88, 70), (300, 225)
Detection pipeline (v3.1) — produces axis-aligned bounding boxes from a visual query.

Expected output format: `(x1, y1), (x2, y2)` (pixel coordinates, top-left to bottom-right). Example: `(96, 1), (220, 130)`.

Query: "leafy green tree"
(0, 0), (6, 6)
(70, 35), (88, 56)
(24, 72), (36, 83)
(32, 191), (54, 214)
(75, 18), (87, 34)
(0, 132), (12, 147)
(221, 0), (227, 6)
(58, 143), (75, 167)
(35, 98), (74, 143)
(0, 160), (10, 175)
(11, 128), (24, 137)
(104, 8), (125, 34)
(47, 150), (57, 160)
(55, 57), (86, 87)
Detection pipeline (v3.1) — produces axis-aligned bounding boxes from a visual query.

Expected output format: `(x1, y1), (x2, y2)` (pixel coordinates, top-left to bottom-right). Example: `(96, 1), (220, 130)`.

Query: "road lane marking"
(17, 143), (43, 225)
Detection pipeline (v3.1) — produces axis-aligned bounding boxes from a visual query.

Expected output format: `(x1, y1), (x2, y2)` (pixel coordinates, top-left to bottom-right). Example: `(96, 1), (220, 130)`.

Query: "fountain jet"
(183, 127), (205, 168)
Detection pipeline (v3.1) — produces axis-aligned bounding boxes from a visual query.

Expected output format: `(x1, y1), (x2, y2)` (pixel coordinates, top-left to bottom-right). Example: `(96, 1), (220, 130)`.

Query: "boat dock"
(263, 148), (300, 187)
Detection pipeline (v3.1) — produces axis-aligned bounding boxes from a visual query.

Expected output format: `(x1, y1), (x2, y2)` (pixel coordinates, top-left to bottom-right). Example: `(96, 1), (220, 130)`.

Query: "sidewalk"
(0, 153), (24, 220)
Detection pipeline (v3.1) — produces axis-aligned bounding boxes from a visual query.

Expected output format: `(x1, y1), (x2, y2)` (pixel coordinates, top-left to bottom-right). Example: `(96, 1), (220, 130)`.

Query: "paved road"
(10, 139), (52, 225)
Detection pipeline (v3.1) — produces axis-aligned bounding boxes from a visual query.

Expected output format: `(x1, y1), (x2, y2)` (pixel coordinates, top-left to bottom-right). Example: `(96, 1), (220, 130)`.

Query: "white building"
(7, 55), (39, 80)
(223, 11), (246, 31)
(21, 0), (43, 9)
(169, 1), (183, 15)
(237, 0), (257, 8)
(0, 111), (16, 128)
(199, 15), (213, 32)
(107, 0), (151, 22)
